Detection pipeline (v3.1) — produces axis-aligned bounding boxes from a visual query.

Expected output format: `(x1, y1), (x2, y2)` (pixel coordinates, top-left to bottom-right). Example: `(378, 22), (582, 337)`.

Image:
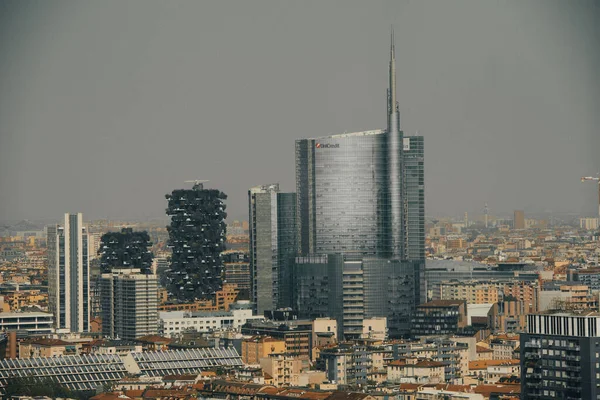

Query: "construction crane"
(184, 180), (210, 190)
(581, 175), (600, 217)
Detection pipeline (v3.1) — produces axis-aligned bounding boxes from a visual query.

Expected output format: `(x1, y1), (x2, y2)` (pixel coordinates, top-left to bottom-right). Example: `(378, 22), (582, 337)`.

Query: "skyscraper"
(293, 32), (424, 337)
(164, 182), (227, 302)
(100, 268), (158, 340)
(514, 210), (525, 230)
(248, 183), (296, 314)
(47, 213), (90, 332)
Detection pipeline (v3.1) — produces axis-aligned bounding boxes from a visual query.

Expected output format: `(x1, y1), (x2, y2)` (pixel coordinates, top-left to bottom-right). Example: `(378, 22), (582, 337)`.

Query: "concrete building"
(0, 311), (54, 334)
(520, 311), (600, 399)
(411, 300), (468, 336)
(100, 268), (158, 340)
(248, 183), (296, 314)
(160, 302), (262, 338)
(438, 281), (500, 304)
(259, 353), (303, 387)
(47, 213), (90, 332)
(387, 359), (445, 384)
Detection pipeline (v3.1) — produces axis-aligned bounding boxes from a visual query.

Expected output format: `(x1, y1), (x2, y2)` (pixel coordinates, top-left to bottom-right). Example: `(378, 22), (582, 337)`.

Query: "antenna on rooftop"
(184, 180), (210, 190)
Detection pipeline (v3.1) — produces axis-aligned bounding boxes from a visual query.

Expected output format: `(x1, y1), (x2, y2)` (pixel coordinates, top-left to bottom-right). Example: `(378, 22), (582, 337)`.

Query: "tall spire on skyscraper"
(389, 25), (396, 117)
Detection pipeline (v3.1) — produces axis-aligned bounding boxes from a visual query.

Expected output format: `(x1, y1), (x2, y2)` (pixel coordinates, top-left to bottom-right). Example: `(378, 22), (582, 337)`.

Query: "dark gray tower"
(387, 28), (404, 259)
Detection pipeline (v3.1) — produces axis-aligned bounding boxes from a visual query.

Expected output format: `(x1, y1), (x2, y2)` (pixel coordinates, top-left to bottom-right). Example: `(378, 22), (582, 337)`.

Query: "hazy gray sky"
(0, 0), (599, 222)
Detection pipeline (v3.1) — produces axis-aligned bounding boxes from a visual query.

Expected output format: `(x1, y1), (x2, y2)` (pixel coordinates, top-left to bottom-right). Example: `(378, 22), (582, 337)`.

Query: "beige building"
(362, 317), (387, 340)
(19, 338), (81, 359)
(387, 359), (445, 384)
(242, 336), (286, 365)
(438, 281), (500, 304)
(259, 353), (303, 387)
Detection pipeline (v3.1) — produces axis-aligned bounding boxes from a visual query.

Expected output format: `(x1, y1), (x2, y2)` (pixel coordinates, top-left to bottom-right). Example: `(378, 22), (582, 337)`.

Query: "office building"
(293, 254), (415, 338)
(513, 210), (525, 230)
(248, 183), (296, 314)
(47, 213), (90, 332)
(292, 33), (423, 334)
(411, 300), (468, 336)
(100, 268), (158, 340)
(521, 311), (600, 399)
(165, 182), (227, 302)
(98, 228), (154, 273)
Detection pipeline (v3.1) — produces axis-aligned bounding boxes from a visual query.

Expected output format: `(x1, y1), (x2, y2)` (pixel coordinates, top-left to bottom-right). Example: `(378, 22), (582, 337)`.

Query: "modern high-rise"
(514, 210), (525, 230)
(100, 268), (158, 340)
(292, 33), (424, 336)
(47, 213), (90, 332)
(164, 182), (227, 302)
(403, 135), (425, 261)
(248, 183), (296, 314)
(521, 311), (600, 399)
(293, 254), (416, 338)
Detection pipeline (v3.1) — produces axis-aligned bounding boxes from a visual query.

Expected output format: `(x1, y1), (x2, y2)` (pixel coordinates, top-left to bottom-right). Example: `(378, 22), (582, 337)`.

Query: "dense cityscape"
(0, 3), (599, 400)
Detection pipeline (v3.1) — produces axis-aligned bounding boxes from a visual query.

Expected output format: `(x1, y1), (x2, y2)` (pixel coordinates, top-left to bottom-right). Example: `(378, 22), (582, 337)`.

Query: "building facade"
(293, 254), (415, 339)
(47, 213), (90, 332)
(164, 183), (227, 302)
(521, 312), (600, 399)
(411, 300), (468, 336)
(248, 184), (296, 314)
(100, 268), (158, 340)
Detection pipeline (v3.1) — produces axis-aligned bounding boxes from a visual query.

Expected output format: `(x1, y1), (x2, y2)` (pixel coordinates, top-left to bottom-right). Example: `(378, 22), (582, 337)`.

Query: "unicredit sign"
(315, 143), (340, 149)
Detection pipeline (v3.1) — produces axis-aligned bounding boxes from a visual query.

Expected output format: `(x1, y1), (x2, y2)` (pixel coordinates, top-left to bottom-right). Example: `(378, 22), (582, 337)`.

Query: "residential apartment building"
(47, 213), (90, 332)
(241, 336), (286, 365)
(521, 311), (600, 399)
(100, 268), (158, 340)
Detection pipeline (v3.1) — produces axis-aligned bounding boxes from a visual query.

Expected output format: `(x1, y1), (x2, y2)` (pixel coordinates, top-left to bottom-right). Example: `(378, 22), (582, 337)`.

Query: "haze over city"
(0, 0), (599, 222)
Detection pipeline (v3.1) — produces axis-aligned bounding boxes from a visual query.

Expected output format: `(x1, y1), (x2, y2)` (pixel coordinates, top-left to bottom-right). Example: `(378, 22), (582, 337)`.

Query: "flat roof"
(300, 129), (385, 140)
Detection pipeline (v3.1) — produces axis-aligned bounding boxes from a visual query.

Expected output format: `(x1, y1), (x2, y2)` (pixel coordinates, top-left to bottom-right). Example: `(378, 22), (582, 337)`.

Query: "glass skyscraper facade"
(295, 131), (389, 257)
(248, 184), (296, 315)
(292, 33), (425, 337)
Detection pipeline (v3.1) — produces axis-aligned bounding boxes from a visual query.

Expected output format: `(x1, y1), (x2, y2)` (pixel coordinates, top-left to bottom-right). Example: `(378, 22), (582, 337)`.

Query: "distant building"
(513, 210), (525, 230)
(164, 183), (227, 302)
(580, 217), (599, 231)
(521, 312), (600, 399)
(100, 268), (158, 340)
(47, 213), (90, 332)
(248, 184), (296, 314)
(411, 300), (468, 336)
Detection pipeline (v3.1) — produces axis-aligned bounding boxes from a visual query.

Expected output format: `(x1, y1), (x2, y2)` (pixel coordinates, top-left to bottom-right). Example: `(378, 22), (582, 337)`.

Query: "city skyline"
(1, 1), (599, 222)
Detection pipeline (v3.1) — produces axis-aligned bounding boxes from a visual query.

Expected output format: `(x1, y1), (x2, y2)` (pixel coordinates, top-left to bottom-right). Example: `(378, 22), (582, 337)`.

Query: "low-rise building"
(160, 303), (263, 338)
(0, 311), (53, 334)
